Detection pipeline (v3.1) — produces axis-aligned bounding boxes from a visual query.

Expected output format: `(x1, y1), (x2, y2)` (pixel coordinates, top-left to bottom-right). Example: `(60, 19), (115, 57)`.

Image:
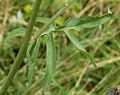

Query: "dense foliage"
(0, 0), (120, 95)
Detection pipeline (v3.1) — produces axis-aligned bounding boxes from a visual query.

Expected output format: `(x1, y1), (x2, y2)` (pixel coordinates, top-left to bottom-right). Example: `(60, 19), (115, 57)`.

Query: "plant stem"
(0, 0), (41, 94)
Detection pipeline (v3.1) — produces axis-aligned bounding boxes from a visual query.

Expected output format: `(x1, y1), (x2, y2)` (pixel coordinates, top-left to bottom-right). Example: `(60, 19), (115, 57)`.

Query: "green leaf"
(4, 27), (26, 49)
(64, 30), (96, 67)
(62, 14), (112, 31)
(27, 36), (41, 86)
(45, 33), (56, 83)
(31, 37), (41, 61)
(5, 27), (26, 40)
(64, 30), (86, 52)
(36, 17), (51, 24)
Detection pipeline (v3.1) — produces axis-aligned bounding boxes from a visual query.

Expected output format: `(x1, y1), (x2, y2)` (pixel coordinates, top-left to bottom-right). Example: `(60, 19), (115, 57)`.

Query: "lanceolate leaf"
(61, 14), (112, 31)
(64, 30), (86, 52)
(27, 36), (41, 86)
(45, 33), (56, 83)
(61, 14), (112, 67)
(5, 27), (26, 40)
(31, 36), (41, 61)
(64, 30), (96, 67)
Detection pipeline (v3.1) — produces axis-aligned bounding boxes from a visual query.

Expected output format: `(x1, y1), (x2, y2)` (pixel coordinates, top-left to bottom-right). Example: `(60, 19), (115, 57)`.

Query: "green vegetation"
(0, 0), (120, 95)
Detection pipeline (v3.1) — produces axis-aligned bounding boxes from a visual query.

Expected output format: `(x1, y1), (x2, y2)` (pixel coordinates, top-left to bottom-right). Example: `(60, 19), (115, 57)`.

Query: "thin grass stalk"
(0, 0), (42, 94)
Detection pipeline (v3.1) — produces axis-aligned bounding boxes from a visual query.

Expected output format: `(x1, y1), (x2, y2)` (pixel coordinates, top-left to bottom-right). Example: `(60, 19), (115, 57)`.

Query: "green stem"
(0, 0), (41, 94)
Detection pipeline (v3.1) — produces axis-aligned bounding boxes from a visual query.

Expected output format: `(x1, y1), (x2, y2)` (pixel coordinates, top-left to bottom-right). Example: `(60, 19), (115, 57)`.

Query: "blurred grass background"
(0, 0), (120, 95)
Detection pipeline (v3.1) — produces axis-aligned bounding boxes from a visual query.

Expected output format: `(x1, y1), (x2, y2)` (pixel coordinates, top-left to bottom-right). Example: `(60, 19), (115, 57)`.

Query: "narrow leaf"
(64, 30), (96, 67)
(61, 14), (112, 31)
(5, 27), (26, 40)
(45, 33), (56, 83)
(27, 37), (41, 86)
(64, 30), (86, 52)
(4, 27), (26, 49)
